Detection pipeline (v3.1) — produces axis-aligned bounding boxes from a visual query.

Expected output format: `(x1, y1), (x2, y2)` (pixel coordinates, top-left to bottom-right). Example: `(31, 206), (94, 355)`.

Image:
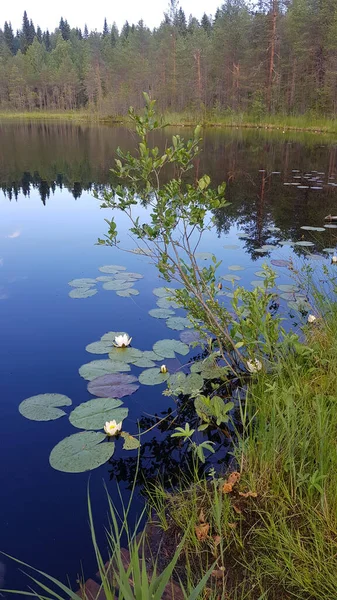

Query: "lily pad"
(108, 347), (143, 363)
(121, 432), (140, 450)
(68, 278), (97, 288)
(255, 248), (268, 254)
(116, 289), (139, 297)
(169, 372), (204, 396)
(271, 259), (292, 267)
(86, 340), (114, 355)
(166, 316), (191, 330)
(277, 284), (299, 292)
(96, 276), (116, 282)
(261, 244), (276, 251)
(149, 308), (175, 319)
(251, 280), (266, 288)
(49, 431), (115, 473)
(180, 330), (202, 345)
(69, 397), (128, 430)
(324, 224), (337, 229)
(295, 241), (315, 247)
(69, 287), (97, 299)
(279, 241), (294, 246)
(223, 244), (240, 250)
(156, 297), (180, 309)
(153, 339), (189, 359)
(195, 252), (213, 260)
(254, 271), (267, 278)
(300, 226), (325, 232)
(238, 233), (249, 239)
(103, 281), (134, 291)
(138, 368), (170, 386)
(222, 274), (241, 282)
(79, 359), (131, 381)
(228, 265), (245, 271)
(88, 373), (139, 398)
(132, 357), (157, 368)
(101, 331), (127, 343)
(323, 248), (336, 253)
(99, 265), (127, 274)
(267, 226), (281, 232)
(19, 393), (72, 421)
(153, 287), (175, 298)
(114, 272), (143, 280)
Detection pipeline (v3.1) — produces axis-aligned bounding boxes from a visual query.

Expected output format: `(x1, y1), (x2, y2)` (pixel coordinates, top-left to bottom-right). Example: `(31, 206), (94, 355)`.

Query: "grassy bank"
(1, 109), (337, 134)
(147, 298), (337, 599)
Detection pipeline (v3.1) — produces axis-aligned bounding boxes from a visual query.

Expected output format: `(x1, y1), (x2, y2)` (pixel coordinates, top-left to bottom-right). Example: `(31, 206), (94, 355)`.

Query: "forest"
(0, 1), (337, 117)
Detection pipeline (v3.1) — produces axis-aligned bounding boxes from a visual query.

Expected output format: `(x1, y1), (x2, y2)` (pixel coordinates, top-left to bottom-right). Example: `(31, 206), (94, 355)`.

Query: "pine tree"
(201, 13), (212, 35)
(110, 23), (118, 47)
(43, 29), (51, 50)
(174, 7), (187, 35)
(59, 17), (71, 41)
(4, 21), (15, 54)
(36, 25), (42, 43)
(20, 10), (31, 53)
(103, 18), (109, 37)
(83, 24), (89, 39)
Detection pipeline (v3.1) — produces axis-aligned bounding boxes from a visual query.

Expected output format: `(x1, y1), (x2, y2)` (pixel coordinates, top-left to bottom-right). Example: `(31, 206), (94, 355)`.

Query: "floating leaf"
(114, 272), (143, 280)
(169, 372), (204, 396)
(68, 278), (97, 288)
(108, 347), (143, 363)
(156, 297), (180, 309)
(49, 431), (115, 473)
(254, 271), (267, 278)
(149, 308), (175, 319)
(267, 226), (281, 232)
(279, 292), (295, 301)
(19, 393), (72, 421)
(300, 226), (325, 232)
(180, 330), (202, 345)
(138, 368), (170, 386)
(222, 274), (241, 282)
(271, 259), (292, 268)
(228, 265), (245, 271)
(96, 275), (115, 282)
(238, 233), (249, 239)
(69, 287), (97, 299)
(166, 316), (191, 330)
(86, 340), (114, 355)
(121, 431), (140, 450)
(79, 359), (130, 381)
(277, 284), (299, 292)
(251, 280), (266, 288)
(103, 280), (134, 291)
(324, 224), (337, 229)
(153, 340), (188, 361)
(88, 373), (139, 398)
(295, 241), (315, 247)
(223, 244), (240, 250)
(152, 287), (176, 297)
(101, 331), (127, 343)
(279, 240), (294, 246)
(116, 288), (139, 297)
(195, 252), (213, 260)
(99, 265), (127, 274)
(69, 397), (128, 430)
(323, 248), (336, 253)
(261, 244), (276, 251)
(255, 248), (268, 254)
(132, 357), (157, 368)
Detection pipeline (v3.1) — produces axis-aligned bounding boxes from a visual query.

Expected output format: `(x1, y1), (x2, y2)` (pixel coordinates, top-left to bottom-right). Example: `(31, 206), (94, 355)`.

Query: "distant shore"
(1, 110), (337, 135)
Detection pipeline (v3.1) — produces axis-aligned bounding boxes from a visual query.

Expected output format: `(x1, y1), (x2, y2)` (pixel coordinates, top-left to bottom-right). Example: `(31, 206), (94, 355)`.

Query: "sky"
(1, 0), (222, 33)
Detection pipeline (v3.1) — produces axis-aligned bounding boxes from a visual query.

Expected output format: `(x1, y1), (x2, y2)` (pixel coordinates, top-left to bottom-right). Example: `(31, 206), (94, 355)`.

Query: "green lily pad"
(261, 244), (276, 251)
(267, 226), (281, 232)
(254, 271), (268, 278)
(86, 340), (114, 355)
(169, 372), (204, 396)
(68, 278), (97, 288)
(153, 287), (175, 297)
(153, 339), (189, 359)
(49, 431), (115, 473)
(190, 361), (227, 380)
(195, 252), (213, 260)
(116, 289), (140, 297)
(69, 397), (128, 430)
(149, 308), (175, 319)
(323, 248), (336, 253)
(255, 248), (268, 254)
(103, 281), (134, 291)
(279, 241), (294, 246)
(108, 347), (143, 363)
(223, 244), (240, 250)
(79, 359), (131, 380)
(138, 368), (170, 386)
(222, 274), (241, 282)
(114, 272), (143, 280)
(277, 284), (299, 292)
(121, 432), (140, 450)
(100, 331), (128, 343)
(156, 297), (180, 309)
(300, 226), (325, 232)
(69, 287), (97, 299)
(180, 330), (202, 345)
(166, 316), (191, 330)
(96, 276), (116, 282)
(251, 280), (266, 288)
(19, 393), (72, 421)
(132, 357), (157, 368)
(99, 265), (127, 274)
(88, 373), (139, 398)
(238, 233), (249, 239)
(279, 292), (295, 301)
(324, 224), (337, 229)
(228, 265), (245, 271)
(295, 241), (315, 247)
(271, 259), (292, 267)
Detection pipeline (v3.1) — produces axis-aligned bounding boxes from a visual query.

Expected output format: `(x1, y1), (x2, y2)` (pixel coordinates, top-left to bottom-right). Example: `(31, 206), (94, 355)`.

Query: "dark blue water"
(1, 122), (337, 593)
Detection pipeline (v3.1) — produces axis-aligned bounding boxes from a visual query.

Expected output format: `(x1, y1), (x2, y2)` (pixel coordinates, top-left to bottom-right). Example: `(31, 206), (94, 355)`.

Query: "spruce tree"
(4, 21), (15, 54)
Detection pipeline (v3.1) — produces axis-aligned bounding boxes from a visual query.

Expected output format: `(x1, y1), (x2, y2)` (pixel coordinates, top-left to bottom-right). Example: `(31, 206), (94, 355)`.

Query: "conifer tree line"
(1, 1), (337, 116)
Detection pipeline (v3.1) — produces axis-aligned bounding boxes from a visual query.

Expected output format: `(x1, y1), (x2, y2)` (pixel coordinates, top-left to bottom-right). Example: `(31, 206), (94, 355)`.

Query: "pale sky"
(2, 0), (221, 33)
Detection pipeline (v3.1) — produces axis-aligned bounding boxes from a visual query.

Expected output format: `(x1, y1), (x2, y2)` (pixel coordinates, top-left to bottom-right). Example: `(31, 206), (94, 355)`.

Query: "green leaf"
(153, 286), (176, 297)
(228, 265), (245, 271)
(138, 368), (170, 386)
(277, 284), (299, 292)
(166, 316), (191, 330)
(195, 252), (213, 261)
(86, 340), (114, 355)
(69, 287), (97, 299)
(222, 274), (241, 282)
(88, 373), (139, 398)
(153, 339), (189, 358)
(295, 241), (315, 247)
(169, 372), (204, 396)
(79, 359), (131, 380)
(19, 393), (72, 421)
(68, 278), (97, 287)
(156, 297), (180, 309)
(121, 431), (140, 450)
(108, 347), (143, 363)
(49, 431), (115, 473)
(69, 397), (128, 430)
(103, 280), (134, 291)
(149, 308), (175, 319)
(98, 265), (127, 274)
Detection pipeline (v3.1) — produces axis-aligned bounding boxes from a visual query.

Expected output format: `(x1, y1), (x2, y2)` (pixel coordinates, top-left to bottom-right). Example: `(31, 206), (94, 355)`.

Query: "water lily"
(160, 364), (168, 373)
(246, 359), (262, 374)
(307, 314), (316, 323)
(104, 420), (122, 436)
(113, 333), (132, 348)
(332, 255), (337, 264)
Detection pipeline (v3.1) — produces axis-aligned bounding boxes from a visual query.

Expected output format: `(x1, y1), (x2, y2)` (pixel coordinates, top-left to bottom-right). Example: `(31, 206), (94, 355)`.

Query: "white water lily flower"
(113, 333), (132, 348)
(246, 359), (263, 374)
(332, 255), (337, 264)
(307, 314), (316, 323)
(104, 420), (122, 436)
(160, 364), (168, 374)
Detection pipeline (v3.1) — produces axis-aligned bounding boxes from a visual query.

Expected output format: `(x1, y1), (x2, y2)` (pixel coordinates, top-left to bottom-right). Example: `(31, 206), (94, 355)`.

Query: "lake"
(0, 121), (337, 592)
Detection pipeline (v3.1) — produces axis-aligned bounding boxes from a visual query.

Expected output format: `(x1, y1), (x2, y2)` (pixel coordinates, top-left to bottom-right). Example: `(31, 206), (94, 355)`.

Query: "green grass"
(147, 295), (337, 599)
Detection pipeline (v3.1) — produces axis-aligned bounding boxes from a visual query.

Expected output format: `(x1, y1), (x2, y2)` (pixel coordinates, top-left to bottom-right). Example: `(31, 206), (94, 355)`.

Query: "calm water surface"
(0, 121), (337, 592)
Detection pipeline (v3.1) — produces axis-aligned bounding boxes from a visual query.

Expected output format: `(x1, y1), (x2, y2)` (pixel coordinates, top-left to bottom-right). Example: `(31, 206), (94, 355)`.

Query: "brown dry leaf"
(195, 522), (210, 541)
(228, 522), (237, 529)
(199, 508), (206, 523)
(211, 567), (225, 579)
(227, 471), (241, 486)
(238, 491), (258, 498)
(222, 482), (233, 494)
(233, 504), (242, 515)
(213, 535), (221, 546)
